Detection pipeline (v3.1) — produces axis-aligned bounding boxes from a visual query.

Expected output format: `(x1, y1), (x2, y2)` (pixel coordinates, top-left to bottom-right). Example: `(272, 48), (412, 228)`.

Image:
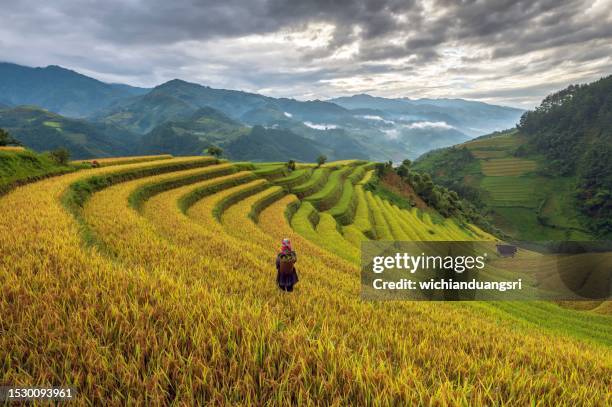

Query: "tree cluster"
(518, 75), (612, 235)
(377, 160), (462, 218)
(0, 128), (21, 146)
(374, 159), (500, 236)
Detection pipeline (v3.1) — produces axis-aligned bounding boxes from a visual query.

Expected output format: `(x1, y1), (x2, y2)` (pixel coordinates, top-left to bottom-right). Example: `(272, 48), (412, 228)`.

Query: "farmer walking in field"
(276, 238), (298, 292)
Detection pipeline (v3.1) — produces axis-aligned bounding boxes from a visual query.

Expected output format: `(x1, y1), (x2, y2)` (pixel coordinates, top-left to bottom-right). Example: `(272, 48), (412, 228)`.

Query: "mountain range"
(0, 62), (524, 160)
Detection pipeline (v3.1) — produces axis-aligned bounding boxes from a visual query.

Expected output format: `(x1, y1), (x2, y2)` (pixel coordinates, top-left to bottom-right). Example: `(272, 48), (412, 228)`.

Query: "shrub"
(49, 148), (70, 165)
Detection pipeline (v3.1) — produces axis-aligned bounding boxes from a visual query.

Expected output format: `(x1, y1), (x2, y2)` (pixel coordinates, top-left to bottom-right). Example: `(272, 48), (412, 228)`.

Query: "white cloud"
(283, 111), (293, 118)
(303, 121), (338, 130)
(358, 115), (395, 124)
(1, 1), (611, 107)
(404, 121), (453, 130)
(382, 128), (400, 139)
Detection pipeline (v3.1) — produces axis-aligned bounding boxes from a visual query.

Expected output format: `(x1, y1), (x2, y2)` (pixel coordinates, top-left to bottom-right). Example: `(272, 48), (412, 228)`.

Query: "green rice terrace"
(416, 131), (594, 240)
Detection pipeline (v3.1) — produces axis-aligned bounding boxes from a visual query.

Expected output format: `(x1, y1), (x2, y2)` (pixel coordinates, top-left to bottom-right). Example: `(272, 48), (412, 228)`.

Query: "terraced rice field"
(470, 149), (508, 159)
(0, 157), (610, 404)
(480, 176), (540, 207)
(464, 133), (521, 150)
(72, 154), (173, 166)
(481, 158), (538, 176)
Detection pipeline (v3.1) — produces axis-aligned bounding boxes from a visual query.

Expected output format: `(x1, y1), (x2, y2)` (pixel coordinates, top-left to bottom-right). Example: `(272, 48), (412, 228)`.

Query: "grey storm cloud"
(0, 0), (611, 107)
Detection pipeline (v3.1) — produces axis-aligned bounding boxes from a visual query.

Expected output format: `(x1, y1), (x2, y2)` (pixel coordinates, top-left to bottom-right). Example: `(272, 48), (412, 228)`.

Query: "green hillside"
(139, 107), (248, 155)
(0, 106), (137, 159)
(0, 62), (147, 117)
(225, 126), (326, 162)
(518, 76), (612, 235)
(0, 148), (78, 194)
(97, 91), (198, 134)
(416, 76), (612, 239)
(414, 130), (594, 240)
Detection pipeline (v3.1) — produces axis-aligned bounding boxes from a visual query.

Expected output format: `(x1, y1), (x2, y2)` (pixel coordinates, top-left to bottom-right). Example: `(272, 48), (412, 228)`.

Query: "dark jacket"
(276, 250), (298, 286)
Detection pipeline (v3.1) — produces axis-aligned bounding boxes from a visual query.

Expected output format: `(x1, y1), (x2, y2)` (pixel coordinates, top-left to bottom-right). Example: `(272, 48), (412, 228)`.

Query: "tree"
(316, 154), (327, 167)
(49, 148), (70, 165)
(287, 159), (296, 171)
(0, 128), (21, 146)
(375, 161), (393, 177)
(396, 160), (411, 178)
(205, 145), (223, 158)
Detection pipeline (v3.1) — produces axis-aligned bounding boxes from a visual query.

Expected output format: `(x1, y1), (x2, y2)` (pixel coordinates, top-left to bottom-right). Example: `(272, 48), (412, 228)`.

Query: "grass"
(464, 133), (521, 150)
(448, 131), (593, 240)
(0, 158), (610, 404)
(470, 150), (508, 159)
(366, 179), (414, 211)
(480, 176), (541, 207)
(481, 158), (538, 176)
(491, 207), (588, 240)
(43, 120), (62, 128)
(0, 149), (78, 195)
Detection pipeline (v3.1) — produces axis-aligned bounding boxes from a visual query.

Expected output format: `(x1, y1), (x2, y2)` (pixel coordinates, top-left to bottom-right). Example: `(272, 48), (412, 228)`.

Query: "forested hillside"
(518, 76), (612, 234)
(0, 106), (136, 159)
(415, 75), (612, 239)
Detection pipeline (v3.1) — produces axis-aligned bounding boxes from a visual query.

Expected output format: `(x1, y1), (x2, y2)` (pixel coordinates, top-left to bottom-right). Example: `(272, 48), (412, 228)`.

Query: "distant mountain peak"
(0, 62), (151, 117)
(155, 78), (203, 90)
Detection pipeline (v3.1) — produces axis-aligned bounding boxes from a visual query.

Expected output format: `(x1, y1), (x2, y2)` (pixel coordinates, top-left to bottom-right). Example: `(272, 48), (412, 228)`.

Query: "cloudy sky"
(1, 0), (611, 108)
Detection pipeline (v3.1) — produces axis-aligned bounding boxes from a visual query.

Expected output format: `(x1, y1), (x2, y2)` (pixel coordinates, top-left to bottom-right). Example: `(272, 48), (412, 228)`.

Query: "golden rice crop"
(357, 169), (375, 185)
(0, 146), (26, 151)
(315, 212), (360, 263)
(71, 154), (173, 167)
(341, 224), (369, 248)
(365, 190), (394, 240)
(0, 160), (610, 405)
(350, 185), (374, 235)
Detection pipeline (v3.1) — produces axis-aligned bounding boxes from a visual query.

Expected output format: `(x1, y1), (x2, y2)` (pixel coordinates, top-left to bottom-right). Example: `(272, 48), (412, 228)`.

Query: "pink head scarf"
(281, 238), (292, 253)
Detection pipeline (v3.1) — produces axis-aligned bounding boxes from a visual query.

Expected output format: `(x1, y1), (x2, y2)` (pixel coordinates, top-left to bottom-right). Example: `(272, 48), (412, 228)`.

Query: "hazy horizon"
(2, 0), (611, 109)
(1, 60), (530, 110)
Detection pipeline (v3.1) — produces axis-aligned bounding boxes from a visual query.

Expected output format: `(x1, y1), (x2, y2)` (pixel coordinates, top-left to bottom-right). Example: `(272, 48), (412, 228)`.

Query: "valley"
(0, 63), (523, 162)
